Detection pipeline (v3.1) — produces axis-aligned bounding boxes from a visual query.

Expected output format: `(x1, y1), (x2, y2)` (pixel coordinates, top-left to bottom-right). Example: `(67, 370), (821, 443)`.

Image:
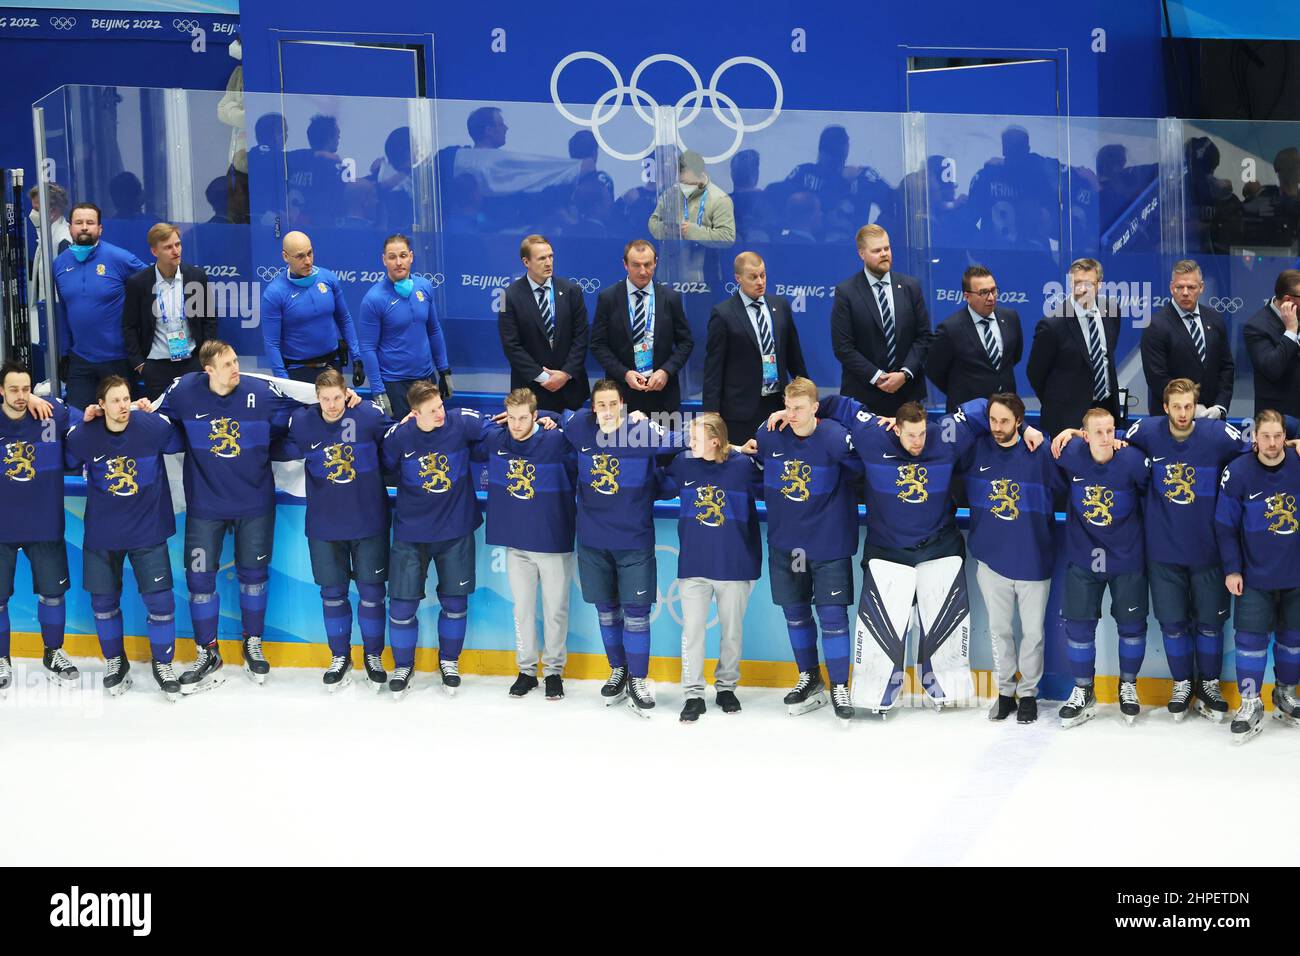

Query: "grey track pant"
(678, 577), (754, 699)
(507, 548), (575, 677)
(974, 559), (1049, 698)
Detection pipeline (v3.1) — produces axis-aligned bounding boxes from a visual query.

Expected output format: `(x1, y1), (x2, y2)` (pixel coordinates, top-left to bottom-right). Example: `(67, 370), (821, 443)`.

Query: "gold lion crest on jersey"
(323, 444), (355, 484)
(1082, 485), (1115, 526)
(988, 478), (1020, 520)
(1266, 493), (1299, 535)
(506, 459), (536, 500)
(896, 463), (928, 503)
(1162, 463), (1196, 505)
(4, 441), (36, 482)
(105, 457), (139, 497)
(589, 454), (620, 495)
(208, 417), (241, 458)
(694, 485), (727, 527)
(419, 452), (451, 494)
(778, 460), (811, 502)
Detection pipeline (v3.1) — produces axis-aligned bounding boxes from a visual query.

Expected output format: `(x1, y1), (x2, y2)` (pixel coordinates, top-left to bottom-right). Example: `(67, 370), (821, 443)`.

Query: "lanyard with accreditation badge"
(629, 283), (656, 373)
(682, 187), (707, 226)
(157, 276), (192, 361)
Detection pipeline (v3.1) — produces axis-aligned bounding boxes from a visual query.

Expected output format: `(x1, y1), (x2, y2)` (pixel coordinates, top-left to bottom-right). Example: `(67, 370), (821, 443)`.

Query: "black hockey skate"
(1118, 680), (1140, 725)
(1193, 678), (1228, 723)
(1272, 684), (1300, 727)
(830, 683), (854, 724)
(626, 676), (654, 718)
(600, 666), (628, 705)
(1058, 683), (1096, 729)
(439, 659), (461, 697)
(1231, 695), (1263, 744)
(43, 647), (79, 687)
(364, 653), (387, 692)
(389, 665), (414, 700)
(179, 642), (225, 695)
(242, 635), (270, 685)
(0, 656), (10, 698)
(151, 660), (181, 702)
(783, 669), (827, 717)
(103, 656), (131, 697)
(323, 655), (353, 693)
(1167, 680), (1192, 721)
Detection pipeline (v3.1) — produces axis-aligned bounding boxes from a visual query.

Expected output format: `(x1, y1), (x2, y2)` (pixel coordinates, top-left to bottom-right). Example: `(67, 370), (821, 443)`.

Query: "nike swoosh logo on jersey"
(154, 576), (165, 582)
(291, 292), (302, 298)
(94, 455), (105, 462)
(1152, 457), (1165, 462)
(883, 454), (897, 459)
(59, 578), (68, 585)
(684, 480), (696, 486)
(459, 580), (469, 586)
(497, 450), (508, 455)
(637, 590), (647, 595)
(1250, 492), (1263, 499)
(772, 452), (784, 458)
(390, 299), (399, 306)
(581, 447), (592, 452)
(831, 590), (843, 596)
(256, 554), (268, 561)
(196, 413), (209, 419)
(1127, 606), (1138, 612)
(1073, 477), (1084, 482)
(404, 451), (415, 458)
(311, 442), (322, 450)
(375, 568), (384, 574)
(978, 466), (991, 472)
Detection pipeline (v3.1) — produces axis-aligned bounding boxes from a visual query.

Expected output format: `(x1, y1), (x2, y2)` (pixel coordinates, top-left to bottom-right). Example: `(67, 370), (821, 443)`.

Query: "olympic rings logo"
(1207, 296), (1244, 313)
(50, 16), (77, 30)
(414, 272), (445, 288)
(173, 18), (200, 33)
(550, 52), (783, 164)
(256, 266), (281, 282)
(569, 277), (602, 293)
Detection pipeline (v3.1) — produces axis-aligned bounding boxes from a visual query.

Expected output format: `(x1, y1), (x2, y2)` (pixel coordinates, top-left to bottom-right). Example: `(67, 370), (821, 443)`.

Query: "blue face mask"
(288, 266), (317, 288)
(394, 277), (414, 298)
(71, 243), (96, 263)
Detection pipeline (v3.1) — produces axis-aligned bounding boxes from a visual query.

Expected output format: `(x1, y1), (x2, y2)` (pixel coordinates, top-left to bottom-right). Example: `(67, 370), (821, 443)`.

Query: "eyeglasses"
(966, 288), (998, 298)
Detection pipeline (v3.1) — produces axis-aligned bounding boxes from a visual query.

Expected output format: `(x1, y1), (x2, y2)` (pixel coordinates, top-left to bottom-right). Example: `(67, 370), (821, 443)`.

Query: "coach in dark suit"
(829, 224), (931, 415)
(122, 222), (217, 400)
(1244, 268), (1300, 417)
(1026, 258), (1122, 440)
(498, 234), (590, 412)
(589, 239), (693, 415)
(703, 251), (808, 443)
(925, 265), (1022, 412)
(1140, 259), (1234, 417)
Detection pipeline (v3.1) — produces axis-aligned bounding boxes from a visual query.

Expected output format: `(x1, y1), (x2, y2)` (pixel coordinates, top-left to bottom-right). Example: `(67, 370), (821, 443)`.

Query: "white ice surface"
(2, 656), (1297, 867)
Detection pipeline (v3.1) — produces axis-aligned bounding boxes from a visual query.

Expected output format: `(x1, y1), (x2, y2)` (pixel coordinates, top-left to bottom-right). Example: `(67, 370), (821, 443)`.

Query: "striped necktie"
(536, 284), (554, 345)
(875, 279), (897, 368)
(751, 300), (776, 355)
(631, 289), (647, 345)
(1086, 313), (1109, 401)
(1185, 312), (1206, 364)
(978, 317), (1001, 368)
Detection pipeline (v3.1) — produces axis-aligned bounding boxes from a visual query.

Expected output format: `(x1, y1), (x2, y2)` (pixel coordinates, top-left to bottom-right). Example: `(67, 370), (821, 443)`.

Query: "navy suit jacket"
(589, 280), (693, 413)
(829, 269), (931, 414)
(702, 292), (807, 423)
(1026, 298), (1122, 440)
(926, 304), (1023, 412)
(1244, 302), (1300, 418)
(1140, 302), (1233, 413)
(497, 275), (590, 412)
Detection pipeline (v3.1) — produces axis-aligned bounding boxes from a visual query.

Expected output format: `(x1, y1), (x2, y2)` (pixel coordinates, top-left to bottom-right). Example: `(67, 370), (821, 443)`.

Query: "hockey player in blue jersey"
(661, 413), (763, 722)
(755, 377), (864, 722)
(1215, 409), (1300, 743)
(1051, 407), (1152, 728)
(260, 231), (363, 384)
(485, 388), (578, 701)
(0, 362), (78, 692)
(959, 393), (1063, 724)
(380, 380), (492, 698)
(280, 369), (395, 693)
(154, 340), (357, 693)
(357, 234), (452, 419)
(559, 379), (686, 717)
(65, 375), (185, 699)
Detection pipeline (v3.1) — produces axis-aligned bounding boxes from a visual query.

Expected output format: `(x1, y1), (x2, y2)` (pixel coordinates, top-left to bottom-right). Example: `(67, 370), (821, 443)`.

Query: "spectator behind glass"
(109, 172), (147, 220)
(1242, 146), (1300, 252)
(247, 112), (287, 225)
(730, 149), (771, 243)
(286, 113), (346, 228)
(1185, 136), (1243, 255)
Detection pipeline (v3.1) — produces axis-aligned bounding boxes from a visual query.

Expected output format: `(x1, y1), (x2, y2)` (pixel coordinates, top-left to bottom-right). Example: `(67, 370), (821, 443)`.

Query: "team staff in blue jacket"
(52, 202), (147, 409)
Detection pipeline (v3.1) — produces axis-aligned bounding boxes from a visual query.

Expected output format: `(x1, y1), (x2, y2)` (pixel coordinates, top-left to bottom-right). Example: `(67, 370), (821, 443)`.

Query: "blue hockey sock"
(237, 566), (269, 638)
(389, 598), (420, 668)
(783, 603), (818, 674)
(90, 593), (125, 661)
(320, 585), (353, 657)
(1160, 622), (1192, 682)
(141, 590), (177, 664)
(623, 603), (651, 679)
(37, 594), (65, 651)
(1194, 626), (1223, 680)
(186, 571), (219, 647)
(1275, 630), (1300, 687)
(595, 602), (625, 669)
(1116, 621), (1147, 683)
(357, 583), (386, 656)
(816, 604), (850, 684)
(436, 593), (468, 662)
(1233, 630), (1269, 699)
(1064, 618), (1098, 684)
